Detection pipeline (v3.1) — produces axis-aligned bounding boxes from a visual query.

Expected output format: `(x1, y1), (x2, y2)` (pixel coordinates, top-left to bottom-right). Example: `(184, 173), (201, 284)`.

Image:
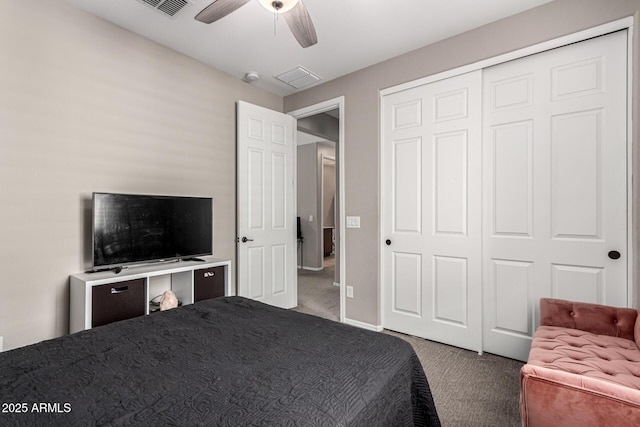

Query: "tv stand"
(70, 256), (231, 333)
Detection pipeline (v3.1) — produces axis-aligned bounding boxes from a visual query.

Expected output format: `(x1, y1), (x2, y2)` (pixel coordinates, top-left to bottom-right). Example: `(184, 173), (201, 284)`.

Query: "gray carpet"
(293, 261), (524, 427)
(295, 258), (340, 321)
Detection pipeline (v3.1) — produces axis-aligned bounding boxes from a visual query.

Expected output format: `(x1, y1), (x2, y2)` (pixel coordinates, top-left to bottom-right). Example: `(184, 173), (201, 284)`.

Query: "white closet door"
(382, 71), (483, 353)
(482, 31), (628, 360)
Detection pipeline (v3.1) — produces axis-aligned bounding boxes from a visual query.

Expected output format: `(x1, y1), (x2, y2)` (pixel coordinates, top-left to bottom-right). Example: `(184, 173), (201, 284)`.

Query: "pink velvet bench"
(520, 298), (640, 426)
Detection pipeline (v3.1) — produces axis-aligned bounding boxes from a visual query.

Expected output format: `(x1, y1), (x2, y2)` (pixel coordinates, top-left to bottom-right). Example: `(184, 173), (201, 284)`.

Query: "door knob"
(241, 237), (254, 243)
(385, 239), (391, 246)
(608, 250), (621, 260)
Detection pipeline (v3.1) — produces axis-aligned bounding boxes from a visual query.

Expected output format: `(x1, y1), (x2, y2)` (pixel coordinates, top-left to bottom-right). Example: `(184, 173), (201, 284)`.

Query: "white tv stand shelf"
(70, 256), (232, 333)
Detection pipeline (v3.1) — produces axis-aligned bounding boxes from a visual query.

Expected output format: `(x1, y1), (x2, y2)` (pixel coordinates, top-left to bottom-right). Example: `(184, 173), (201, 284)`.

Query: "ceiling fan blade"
(283, 1), (318, 48)
(194, 0), (251, 24)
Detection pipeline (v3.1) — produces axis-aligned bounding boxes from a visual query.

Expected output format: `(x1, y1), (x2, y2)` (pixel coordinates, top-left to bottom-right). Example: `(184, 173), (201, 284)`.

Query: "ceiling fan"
(195, 0), (318, 48)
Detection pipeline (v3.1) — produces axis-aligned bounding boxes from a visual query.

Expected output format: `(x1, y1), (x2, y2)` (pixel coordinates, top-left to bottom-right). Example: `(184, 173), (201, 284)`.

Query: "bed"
(0, 296), (440, 426)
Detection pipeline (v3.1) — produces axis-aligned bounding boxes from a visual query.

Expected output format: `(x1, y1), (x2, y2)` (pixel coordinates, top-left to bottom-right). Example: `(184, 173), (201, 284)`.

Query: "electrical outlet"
(346, 286), (354, 298)
(0, 336), (3, 352)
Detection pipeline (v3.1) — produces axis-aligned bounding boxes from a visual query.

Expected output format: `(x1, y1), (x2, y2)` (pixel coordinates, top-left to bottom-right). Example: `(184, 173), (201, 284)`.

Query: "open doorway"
(289, 98), (344, 323)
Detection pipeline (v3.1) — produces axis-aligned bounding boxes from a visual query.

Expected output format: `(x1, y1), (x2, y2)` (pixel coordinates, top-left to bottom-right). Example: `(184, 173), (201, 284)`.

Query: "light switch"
(346, 216), (360, 228)
(308, 215), (313, 222)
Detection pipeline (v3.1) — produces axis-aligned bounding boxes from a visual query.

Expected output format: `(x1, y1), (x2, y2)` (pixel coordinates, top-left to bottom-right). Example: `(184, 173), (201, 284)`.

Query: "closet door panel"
(382, 70), (482, 353)
(491, 121), (533, 237)
(434, 130), (468, 235)
(551, 110), (601, 239)
(433, 255), (468, 326)
(483, 30), (628, 361)
(392, 252), (422, 317)
(490, 259), (533, 336)
(393, 137), (422, 234)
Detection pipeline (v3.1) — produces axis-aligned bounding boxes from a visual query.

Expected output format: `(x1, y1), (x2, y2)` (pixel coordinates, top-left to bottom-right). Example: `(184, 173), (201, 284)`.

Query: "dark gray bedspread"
(0, 297), (440, 426)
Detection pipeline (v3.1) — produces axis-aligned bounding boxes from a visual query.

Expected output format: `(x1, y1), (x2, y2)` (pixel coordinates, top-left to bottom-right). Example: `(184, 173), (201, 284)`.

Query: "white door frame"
(380, 18), (635, 320)
(288, 96), (346, 322)
(321, 154), (336, 268)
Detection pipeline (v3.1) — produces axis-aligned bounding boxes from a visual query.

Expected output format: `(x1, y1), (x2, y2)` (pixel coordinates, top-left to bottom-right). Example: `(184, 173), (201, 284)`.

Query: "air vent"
(137, 0), (190, 18)
(275, 66), (322, 89)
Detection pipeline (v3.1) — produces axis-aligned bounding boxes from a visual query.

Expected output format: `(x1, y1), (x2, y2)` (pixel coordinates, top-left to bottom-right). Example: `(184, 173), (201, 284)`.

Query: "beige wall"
(284, 0), (640, 326)
(0, 0), (282, 350)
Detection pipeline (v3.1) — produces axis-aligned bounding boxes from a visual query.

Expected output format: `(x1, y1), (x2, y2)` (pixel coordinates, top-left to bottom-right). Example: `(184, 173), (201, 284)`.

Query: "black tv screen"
(92, 193), (213, 269)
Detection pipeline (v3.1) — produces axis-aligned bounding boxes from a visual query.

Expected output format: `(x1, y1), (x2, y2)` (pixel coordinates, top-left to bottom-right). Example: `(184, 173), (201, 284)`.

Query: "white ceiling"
(65, 0), (553, 96)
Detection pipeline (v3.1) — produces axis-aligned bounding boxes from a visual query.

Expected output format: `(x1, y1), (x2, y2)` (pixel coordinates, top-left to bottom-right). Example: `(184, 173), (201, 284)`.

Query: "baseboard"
(298, 266), (323, 271)
(343, 317), (383, 332)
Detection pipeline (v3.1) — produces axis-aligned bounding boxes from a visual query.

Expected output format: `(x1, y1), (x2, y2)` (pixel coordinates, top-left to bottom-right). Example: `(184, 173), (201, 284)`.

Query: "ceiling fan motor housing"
(258, 0), (299, 13)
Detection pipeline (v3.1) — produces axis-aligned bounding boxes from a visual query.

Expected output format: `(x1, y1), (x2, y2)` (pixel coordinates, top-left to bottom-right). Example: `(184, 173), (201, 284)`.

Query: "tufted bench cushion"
(526, 326), (640, 396)
(520, 299), (640, 427)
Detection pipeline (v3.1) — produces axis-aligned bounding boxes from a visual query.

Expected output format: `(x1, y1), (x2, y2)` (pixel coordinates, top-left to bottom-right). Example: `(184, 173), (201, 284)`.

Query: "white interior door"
(237, 101), (297, 309)
(482, 31), (628, 360)
(382, 71), (483, 353)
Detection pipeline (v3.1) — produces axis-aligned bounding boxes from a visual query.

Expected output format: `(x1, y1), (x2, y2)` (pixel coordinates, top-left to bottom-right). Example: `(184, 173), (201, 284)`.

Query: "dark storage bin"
(194, 266), (225, 302)
(91, 278), (145, 328)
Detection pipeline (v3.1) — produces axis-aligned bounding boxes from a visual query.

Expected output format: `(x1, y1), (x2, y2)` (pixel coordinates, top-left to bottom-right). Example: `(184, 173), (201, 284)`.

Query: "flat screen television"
(92, 192), (213, 270)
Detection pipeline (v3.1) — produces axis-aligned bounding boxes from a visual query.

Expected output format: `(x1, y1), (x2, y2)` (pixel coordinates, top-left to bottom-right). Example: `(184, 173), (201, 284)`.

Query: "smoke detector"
(244, 71), (260, 83)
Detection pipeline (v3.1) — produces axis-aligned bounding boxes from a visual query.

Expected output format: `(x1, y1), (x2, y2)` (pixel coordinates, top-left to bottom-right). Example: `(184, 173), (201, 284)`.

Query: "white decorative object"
(159, 290), (178, 311)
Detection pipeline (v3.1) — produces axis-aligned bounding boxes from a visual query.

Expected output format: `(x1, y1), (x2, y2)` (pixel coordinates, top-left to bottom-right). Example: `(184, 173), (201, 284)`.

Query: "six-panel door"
(236, 101), (297, 309)
(482, 30), (628, 360)
(382, 70), (483, 353)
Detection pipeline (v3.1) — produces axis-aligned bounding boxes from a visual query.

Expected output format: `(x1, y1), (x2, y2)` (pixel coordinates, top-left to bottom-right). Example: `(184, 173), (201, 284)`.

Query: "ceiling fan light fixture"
(258, 0), (299, 14)
(195, 0), (317, 48)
